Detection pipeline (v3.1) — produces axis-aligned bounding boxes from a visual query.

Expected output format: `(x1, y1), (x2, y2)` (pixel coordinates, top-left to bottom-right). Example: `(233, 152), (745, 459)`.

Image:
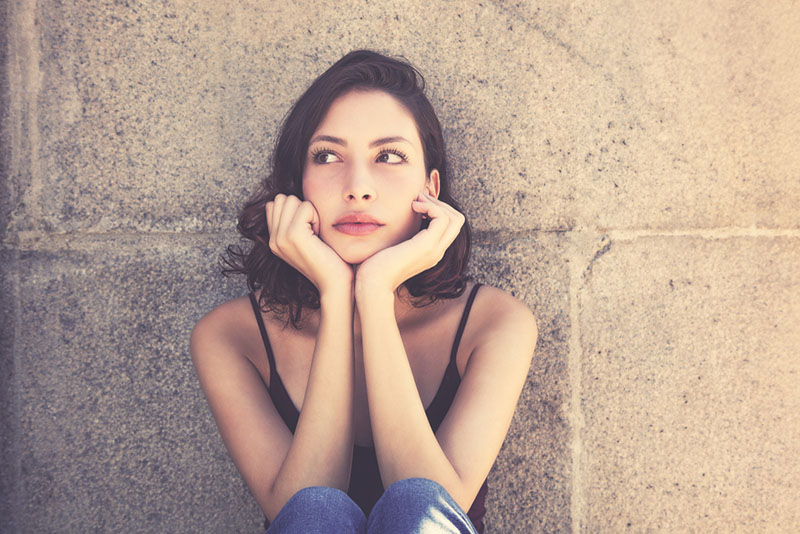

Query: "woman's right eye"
(311, 150), (341, 164)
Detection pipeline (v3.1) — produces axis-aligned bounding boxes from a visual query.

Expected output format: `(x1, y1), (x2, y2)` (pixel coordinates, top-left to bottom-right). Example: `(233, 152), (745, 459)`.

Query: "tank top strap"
(425, 283), (483, 432)
(248, 292), (300, 432)
(248, 293), (277, 382)
(449, 283), (482, 367)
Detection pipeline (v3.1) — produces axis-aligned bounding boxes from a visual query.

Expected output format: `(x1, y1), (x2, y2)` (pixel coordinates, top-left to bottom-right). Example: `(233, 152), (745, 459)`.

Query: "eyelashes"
(376, 147), (408, 163)
(309, 146), (408, 165)
(310, 147), (339, 164)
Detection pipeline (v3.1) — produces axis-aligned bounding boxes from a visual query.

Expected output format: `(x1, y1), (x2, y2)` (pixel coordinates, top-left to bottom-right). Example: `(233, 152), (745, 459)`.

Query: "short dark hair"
(222, 50), (471, 326)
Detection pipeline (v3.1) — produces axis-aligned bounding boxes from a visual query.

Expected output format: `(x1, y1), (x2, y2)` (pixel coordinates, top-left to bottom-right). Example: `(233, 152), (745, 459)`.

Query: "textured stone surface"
(8, 1), (798, 238)
(0, 248), (19, 534)
(1, 2), (10, 241)
(471, 232), (571, 534)
(2, 233), (571, 533)
(481, 1), (800, 231)
(4, 0), (800, 533)
(1, 3), (16, 528)
(10, 239), (261, 533)
(580, 236), (800, 532)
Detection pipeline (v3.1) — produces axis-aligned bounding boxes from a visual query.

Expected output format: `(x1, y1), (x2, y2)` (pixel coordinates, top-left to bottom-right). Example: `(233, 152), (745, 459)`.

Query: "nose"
(343, 162), (376, 203)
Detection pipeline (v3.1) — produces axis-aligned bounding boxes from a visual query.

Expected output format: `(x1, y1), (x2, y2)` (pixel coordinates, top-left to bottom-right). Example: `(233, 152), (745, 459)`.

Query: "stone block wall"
(2, 1), (798, 532)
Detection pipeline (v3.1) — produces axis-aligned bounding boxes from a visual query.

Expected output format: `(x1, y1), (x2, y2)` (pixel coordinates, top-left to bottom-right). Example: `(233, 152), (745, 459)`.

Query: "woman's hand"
(266, 194), (353, 295)
(355, 192), (465, 297)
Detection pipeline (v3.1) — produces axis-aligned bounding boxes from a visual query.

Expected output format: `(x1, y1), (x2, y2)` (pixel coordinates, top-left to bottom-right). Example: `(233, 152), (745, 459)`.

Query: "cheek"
(300, 173), (315, 200)
(302, 177), (340, 243)
(396, 198), (424, 237)
(302, 175), (333, 206)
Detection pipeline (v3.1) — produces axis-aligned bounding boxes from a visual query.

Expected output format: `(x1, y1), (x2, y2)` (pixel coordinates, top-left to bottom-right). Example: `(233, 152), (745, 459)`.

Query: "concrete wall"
(2, 1), (798, 532)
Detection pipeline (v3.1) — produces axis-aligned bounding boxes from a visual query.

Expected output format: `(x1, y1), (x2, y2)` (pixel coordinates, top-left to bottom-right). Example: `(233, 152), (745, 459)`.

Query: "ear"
(425, 169), (441, 198)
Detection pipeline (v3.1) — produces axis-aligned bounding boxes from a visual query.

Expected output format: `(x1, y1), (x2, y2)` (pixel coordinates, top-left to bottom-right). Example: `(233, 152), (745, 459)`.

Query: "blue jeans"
(266, 478), (479, 534)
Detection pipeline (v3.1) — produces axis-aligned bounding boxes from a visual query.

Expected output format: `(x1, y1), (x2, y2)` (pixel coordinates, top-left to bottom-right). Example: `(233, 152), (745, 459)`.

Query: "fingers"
(403, 193), (465, 272)
(267, 194), (295, 253)
(290, 200), (319, 237)
(309, 202), (320, 236)
(267, 194), (285, 252)
(412, 193), (464, 244)
(266, 194), (321, 255)
(277, 195), (300, 242)
(412, 192), (459, 219)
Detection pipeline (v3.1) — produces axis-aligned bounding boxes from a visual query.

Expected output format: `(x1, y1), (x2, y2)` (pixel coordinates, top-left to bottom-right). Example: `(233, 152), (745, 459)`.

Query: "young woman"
(190, 50), (538, 534)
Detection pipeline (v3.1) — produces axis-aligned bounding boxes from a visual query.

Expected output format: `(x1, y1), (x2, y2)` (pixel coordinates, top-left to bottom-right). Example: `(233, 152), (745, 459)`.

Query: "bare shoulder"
(190, 295), (260, 366)
(473, 284), (537, 330)
(467, 283), (538, 360)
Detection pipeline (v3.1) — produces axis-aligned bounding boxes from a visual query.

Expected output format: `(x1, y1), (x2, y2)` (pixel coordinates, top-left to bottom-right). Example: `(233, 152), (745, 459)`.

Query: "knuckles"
(266, 194), (308, 250)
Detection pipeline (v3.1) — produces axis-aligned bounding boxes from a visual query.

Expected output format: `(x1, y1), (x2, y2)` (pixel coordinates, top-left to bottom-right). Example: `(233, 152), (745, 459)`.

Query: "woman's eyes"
(310, 147), (408, 165)
(311, 150), (341, 164)
(376, 148), (408, 164)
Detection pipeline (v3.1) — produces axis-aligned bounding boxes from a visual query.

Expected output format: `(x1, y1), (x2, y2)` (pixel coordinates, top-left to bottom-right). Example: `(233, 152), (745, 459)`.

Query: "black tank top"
(249, 284), (487, 533)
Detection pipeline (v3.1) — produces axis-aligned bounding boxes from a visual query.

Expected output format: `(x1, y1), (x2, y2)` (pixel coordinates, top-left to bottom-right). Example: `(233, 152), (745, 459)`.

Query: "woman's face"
(302, 89), (439, 265)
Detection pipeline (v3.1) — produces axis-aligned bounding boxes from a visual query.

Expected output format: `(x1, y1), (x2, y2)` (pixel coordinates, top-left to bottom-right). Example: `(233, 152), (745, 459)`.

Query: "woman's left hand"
(355, 192), (465, 297)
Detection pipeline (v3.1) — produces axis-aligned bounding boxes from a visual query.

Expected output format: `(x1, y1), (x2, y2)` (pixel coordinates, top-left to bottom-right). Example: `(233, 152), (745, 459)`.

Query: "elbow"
(262, 476), (295, 522)
(453, 494), (475, 517)
(258, 483), (285, 524)
(451, 480), (480, 516)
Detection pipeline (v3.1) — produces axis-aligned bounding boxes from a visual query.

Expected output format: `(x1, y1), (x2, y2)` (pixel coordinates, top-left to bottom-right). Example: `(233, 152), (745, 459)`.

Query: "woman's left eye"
(311, 149), (341, 164)
(376, 149), (408, 164)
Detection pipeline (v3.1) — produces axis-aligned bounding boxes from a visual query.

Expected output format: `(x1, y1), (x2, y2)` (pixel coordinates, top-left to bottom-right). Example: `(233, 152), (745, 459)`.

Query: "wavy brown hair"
(222, 50), (471, 326)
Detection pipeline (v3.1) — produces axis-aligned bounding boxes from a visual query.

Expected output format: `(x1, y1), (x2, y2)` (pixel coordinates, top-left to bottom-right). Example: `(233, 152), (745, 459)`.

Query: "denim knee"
(382, 477), (450, 506)
(367, 478), (477, 534)
(268, 486), (366, 534)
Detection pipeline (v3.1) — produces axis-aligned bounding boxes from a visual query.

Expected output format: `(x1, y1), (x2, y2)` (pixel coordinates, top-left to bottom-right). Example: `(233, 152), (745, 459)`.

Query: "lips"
(333, 213), (384, 236)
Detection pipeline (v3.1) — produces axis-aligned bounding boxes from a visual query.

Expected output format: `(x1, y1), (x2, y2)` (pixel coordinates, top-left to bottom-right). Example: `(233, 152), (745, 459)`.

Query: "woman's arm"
(356, 285), (537, 511)
(354, 192), (537, 510)
(266, 285), (355, 507)
(191, 195), (356, 520)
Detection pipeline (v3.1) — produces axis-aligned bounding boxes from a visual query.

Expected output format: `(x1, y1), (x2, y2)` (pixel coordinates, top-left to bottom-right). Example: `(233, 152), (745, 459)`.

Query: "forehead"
(312, 90), (421, 147)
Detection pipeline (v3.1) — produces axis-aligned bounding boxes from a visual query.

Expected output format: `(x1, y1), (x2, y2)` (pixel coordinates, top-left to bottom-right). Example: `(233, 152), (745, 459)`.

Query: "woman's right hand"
(266, 194), (353, 295)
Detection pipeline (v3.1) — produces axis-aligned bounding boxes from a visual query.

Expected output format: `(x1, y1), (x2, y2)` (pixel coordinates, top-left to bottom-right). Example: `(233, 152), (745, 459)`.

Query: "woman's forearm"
(356, 289), (464, 495)
(268, 286), (355, 514)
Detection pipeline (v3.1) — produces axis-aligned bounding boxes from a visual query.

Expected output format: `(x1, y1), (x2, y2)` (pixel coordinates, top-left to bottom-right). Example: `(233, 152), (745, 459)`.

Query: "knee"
(375, 477), (461, 517)
(368, 479), (475, 534)
(269, 486), (365, 533)
(381, 477), (451, 505)
(284, 485), (355, 511)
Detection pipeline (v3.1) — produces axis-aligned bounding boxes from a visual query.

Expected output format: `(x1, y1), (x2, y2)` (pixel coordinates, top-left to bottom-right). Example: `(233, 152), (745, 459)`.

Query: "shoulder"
(466, 283), (538, 362)
(190, 295), (261, 367)
(472, 284), (537, 331)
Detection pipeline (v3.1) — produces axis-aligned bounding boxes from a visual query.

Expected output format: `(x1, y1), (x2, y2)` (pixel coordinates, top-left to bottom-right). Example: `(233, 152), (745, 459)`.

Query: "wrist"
(354, 275), (395, 304)
(318, 266), (354, 298)
(319, 282), (354, 309)
(354, 262), (399, 299)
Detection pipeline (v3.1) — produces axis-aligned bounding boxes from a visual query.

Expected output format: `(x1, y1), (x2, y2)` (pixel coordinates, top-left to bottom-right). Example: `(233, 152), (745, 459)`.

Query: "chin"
(327, 239), (386, 265)
(338, 248), (378, 265)
(325, 226), (418, 265)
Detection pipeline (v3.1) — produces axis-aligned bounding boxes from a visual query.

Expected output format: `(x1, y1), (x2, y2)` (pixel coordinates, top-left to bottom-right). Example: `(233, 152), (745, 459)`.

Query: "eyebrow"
(308, 134), (413, 148)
